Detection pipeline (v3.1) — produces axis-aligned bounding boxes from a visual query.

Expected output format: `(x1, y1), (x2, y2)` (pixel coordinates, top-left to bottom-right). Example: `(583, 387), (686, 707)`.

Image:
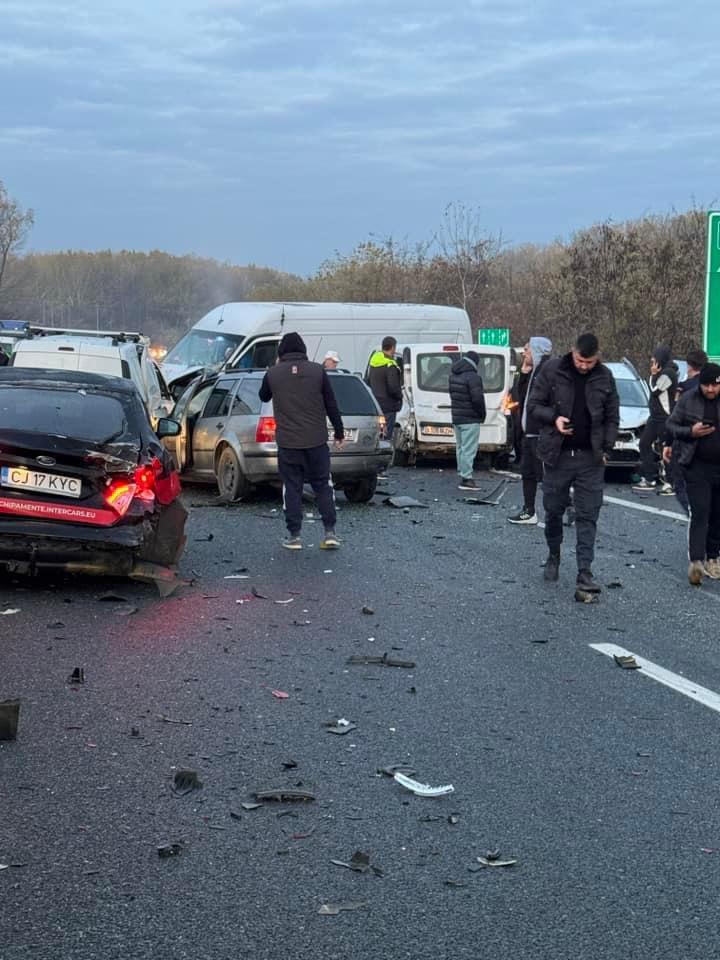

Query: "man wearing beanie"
(448, 349), (486, 490)
(633, 345), (678, 493)
(667, 362), (720, 584)
(259, 332), (344, 550)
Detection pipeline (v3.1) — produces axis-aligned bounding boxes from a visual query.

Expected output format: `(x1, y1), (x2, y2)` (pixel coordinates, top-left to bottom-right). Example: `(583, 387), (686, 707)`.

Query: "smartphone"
(702, 419), (715, 427)
(565, 421), (574, 432)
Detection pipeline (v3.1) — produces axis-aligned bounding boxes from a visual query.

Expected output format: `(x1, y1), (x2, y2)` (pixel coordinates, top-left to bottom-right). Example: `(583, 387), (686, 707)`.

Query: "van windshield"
(165, 331), (244, 369)
(417, 353), (506, 393)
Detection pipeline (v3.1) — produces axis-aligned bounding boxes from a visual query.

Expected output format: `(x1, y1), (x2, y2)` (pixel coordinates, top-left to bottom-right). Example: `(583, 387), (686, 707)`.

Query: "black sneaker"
(576, 569), (602, 592)
(508, 508), (538, 525)
(458, 478), (479, 490)
(543, 554), (560, 582)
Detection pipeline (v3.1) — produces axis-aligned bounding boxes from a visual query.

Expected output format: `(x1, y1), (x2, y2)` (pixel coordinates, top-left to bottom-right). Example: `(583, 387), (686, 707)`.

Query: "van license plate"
(0, 466), (82, 498)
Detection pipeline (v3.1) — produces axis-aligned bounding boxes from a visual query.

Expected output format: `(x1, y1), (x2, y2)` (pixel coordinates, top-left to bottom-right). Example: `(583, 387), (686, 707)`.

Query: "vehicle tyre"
(216, 445), (253, 502)
(392, 429), (411, 467)
(343, 477), (377, 503)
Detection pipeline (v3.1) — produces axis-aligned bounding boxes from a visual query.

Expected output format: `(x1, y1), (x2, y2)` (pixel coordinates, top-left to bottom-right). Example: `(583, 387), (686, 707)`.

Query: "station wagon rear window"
(417, 352), (505, 393)
(328, 375), (378, 415)
(0, 386), (128, 443)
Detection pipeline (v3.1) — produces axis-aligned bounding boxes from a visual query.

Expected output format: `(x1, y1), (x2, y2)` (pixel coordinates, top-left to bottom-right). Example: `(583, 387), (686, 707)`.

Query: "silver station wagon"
(164, 369), (392, 502)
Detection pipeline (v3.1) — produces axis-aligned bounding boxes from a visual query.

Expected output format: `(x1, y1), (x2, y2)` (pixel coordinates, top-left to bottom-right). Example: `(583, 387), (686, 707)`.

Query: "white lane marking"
(590, 642), (720, 714)
(604, 494), (688, 523)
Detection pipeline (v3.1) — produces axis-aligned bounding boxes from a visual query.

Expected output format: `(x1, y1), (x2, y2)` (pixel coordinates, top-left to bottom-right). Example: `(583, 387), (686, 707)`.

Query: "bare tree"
(0, 181), (34, 291)
(435, 202), (502, 312)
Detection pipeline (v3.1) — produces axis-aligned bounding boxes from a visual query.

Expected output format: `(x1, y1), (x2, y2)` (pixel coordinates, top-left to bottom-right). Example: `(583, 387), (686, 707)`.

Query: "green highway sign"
(478, 327), (510, 347)
(704, 211), (720, 360)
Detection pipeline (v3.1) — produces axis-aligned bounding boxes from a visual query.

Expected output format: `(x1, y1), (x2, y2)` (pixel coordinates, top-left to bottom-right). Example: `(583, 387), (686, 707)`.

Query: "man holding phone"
(667, 362), (720, 584)
(527, 333), (619, 593)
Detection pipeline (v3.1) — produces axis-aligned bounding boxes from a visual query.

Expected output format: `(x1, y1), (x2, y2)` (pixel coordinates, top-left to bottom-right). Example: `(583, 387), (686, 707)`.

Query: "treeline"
(0, 203), (707, 364)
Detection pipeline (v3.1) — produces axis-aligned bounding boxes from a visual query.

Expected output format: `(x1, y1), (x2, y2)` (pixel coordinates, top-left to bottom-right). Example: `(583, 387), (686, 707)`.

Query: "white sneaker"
(705, 558), (720, 579)
(507, 509), (538, 525)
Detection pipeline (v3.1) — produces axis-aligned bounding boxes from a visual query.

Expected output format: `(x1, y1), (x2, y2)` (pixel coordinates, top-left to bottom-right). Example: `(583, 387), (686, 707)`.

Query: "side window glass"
(186, 383), (214, 420)
(202, 379), (233, 418)
(231, 379), (262, 416)
(251, 341), (278, 369)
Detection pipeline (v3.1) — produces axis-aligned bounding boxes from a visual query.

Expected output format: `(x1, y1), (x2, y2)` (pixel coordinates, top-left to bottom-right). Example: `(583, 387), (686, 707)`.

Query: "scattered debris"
(254, 789), (316, 803)
(68, 667), (85, 684)
(224, 574), (249, 580)
(362, 606), (375, 615)
(0, 700), (20, 741)
(323, 719), (358, 735)
(157, 714), (192, 725)
(383, 496), (427, 509)
(282, 759), (298, 769)
(378, 764), (417, 778)
(461, 480), (507, 506)
(606, 580), (623, 589)
(447, 815), (460, 825)
(275, 598), (294, 605)
(114, 606), (138, 617)
(330, 850), (383, 876)
(393, 772), (454, 797)
(130, 726), (141, 738)
(271, 690), (289, 699)
(157, 842), (184, 858)
(575, 589), (600, 604)
(195, 533), (214, 541)
(318, 901), (367, 916)
(476, 855), (517, 868)
(251, 586), (269, 599)
(348, 653), (416, 669)
(173, 769), (203, 795)
(0, 609), (20, 616)
(240, 802), (263, 811)
(614, 654), (641, 670)
(445, 879), (466, 888)
(530, 638), (549, 644)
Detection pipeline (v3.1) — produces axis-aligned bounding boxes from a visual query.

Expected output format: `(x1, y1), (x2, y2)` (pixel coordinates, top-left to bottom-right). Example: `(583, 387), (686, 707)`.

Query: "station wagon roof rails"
(0, 326), (149, 345)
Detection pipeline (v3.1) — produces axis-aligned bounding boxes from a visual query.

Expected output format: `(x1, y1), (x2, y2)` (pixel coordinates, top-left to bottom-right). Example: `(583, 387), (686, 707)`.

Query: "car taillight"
(104, 480), (136, 517)
(104, 463), (159, 516)
(256, 416), (277, 443)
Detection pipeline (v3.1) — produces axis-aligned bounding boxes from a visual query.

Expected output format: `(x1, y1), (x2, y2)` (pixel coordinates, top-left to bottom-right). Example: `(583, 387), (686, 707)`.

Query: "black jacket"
(448, 357), (486, 425)
(666, 388), (718, 467)
(648, 363), (678, 421)
(259, 352), (344, 449)
(367, 352), (403, 414)
(527, 352), (620, 466)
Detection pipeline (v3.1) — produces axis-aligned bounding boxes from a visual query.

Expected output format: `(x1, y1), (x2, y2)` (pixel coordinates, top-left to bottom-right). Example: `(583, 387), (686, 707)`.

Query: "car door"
(191, 379), (235, 474)
(165, 377), (212, 472)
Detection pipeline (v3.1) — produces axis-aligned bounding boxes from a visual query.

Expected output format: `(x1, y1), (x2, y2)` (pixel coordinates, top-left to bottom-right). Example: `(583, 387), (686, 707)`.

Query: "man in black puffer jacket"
(527, 332), (619, 593)
(448, 350), (486, 491)
(259, 332), (344, 551)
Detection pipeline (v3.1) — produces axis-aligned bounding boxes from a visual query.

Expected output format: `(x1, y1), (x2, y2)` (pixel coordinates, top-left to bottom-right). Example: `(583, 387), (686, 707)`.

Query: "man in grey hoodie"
(508, 337), (553, 524)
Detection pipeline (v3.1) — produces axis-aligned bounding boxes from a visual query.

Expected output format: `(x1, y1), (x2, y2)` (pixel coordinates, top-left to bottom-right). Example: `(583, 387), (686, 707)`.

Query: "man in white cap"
(323, 351), (341, 370)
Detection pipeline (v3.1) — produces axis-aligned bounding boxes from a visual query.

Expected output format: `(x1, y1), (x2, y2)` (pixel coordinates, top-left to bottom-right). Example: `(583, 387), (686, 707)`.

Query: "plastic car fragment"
(173, 769), (203, 795)
(614, 654), (641, 670)
(393, 772), (454, 797)
(158, 842), (184, 858)
(253, 789), (316, 803)
(461, 480), (507, 506)
(575, 589), (600, 604)
(348, 653), (416, 668)
(0, 700), (20, 741)
(323, 719), (358, 735)
(68, 667), (85, 684)
(330, 850), (383, 876)
(382, 496), (427, 508)
(378, 764), (416, 778)
(476, 855), (517, 867)
(0, 608), (19, 616)
(318, 901), (367, 916)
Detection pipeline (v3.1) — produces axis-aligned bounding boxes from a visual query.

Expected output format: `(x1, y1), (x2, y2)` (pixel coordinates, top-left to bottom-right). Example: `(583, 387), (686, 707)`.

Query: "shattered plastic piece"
(330, 850), (383, 876)
(607, 580), (623, 589)
(476, 856), (517, 867)
(383, 496), (428, 509)
(613, 654), (641, 670)
(0, 608), (20, 616)
(240, 802), (263, 811)
(130, 726), (141, 738)
(275, 598), (294, 605)
(378, 764), (417, 778)
(318, 901), (367, 916)
(362, 606), (375, 615)
(68, 667), (85, 684)
(254, 789), (316, 803)
(445, 879), (466, 888)
(461, 480), (507, 506)
(129, 561), (184, 597)
(0, 700), (20, 741)
(114, 606), (138, 617)
(323, 719), (358, 735)
(393, 772), (454, 797)
(157, 714), (192, 725)
(157, 842), (183, 858)
(348, 653), (416, 668)
(251, 586), (269, 599)
(484, 849), (501, 861)
(574, 589), (600, 604)
(271, 690), (289, 699)
(224, 574), (249, 580)
(173, 769), (203, 795)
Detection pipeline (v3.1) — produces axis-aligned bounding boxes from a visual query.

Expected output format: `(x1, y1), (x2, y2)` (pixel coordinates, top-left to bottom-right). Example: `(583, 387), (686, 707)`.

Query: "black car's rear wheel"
(216, 446), (252, 502)
(343, 477), (377, 503)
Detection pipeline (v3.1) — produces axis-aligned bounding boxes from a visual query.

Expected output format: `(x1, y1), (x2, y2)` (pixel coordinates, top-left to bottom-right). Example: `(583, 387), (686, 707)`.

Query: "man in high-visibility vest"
(367, 337), (403, 442)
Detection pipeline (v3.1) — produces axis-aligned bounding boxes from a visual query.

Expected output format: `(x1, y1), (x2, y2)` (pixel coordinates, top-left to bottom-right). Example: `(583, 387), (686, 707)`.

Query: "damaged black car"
(0, 369), (187, 579)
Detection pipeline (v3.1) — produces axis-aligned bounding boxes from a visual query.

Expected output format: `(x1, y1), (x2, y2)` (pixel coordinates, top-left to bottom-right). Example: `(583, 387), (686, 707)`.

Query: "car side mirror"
(156, 418), (181, 438)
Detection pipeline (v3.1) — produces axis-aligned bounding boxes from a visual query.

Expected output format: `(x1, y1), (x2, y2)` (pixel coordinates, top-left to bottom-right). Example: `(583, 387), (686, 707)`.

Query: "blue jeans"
(454, 423), (481, 479)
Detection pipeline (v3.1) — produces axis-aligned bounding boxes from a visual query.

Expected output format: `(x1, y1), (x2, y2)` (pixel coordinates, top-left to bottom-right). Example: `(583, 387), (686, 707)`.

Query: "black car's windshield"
(615, 378), (647, 407)
(328, 375), (378, 415)
(0, 386), (129, 443)
(165, 331), (245, 368)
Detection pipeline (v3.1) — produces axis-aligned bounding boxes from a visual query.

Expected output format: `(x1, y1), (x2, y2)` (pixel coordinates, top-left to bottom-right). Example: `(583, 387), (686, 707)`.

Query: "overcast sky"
(1, 0), (719, 275)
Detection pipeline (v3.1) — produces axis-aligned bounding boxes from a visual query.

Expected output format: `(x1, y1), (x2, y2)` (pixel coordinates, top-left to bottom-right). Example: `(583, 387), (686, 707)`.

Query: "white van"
(11, 332), (174, 426)
(161, 301), (473, 386)
(392, 342), (514, 466)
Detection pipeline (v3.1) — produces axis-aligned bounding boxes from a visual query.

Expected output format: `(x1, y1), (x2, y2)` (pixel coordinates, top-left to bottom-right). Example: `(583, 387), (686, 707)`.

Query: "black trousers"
(543, 448), (604, 571)
(639, 419), (666, 482)
(277, 444), (336, 536)
(520, 435), (543, 513)
(685, 459), (720, 561)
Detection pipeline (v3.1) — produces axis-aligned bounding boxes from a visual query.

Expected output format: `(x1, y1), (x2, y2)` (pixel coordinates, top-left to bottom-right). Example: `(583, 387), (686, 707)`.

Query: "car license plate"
(0, 466), (82, 498)
(330, 428), (356, 442)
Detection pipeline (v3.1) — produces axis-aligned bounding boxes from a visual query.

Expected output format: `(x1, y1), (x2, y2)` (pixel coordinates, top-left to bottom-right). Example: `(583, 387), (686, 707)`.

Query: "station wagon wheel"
(343, 477), (377, 503)
(216, 445), (252, 502)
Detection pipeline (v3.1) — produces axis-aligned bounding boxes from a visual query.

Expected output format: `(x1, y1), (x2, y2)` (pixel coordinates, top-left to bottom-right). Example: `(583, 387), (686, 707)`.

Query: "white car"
(605, 359), (650, 470)
(10, 331), (174, 426)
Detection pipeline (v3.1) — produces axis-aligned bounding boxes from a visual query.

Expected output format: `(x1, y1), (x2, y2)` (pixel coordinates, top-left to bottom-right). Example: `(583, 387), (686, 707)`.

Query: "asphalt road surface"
(2, 464), (719, 960)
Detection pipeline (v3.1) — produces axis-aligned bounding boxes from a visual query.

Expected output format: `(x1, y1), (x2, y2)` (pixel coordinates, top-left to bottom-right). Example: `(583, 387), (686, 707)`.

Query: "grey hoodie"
(521, 337), (553, 433)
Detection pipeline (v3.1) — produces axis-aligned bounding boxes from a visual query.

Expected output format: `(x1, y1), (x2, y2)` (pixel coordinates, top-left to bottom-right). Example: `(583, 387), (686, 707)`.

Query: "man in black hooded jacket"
(259, 332), (344, 551)
(527, 332), (619, 593)
(633, 345), (678, 492)
(448, 350), (486, 491)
